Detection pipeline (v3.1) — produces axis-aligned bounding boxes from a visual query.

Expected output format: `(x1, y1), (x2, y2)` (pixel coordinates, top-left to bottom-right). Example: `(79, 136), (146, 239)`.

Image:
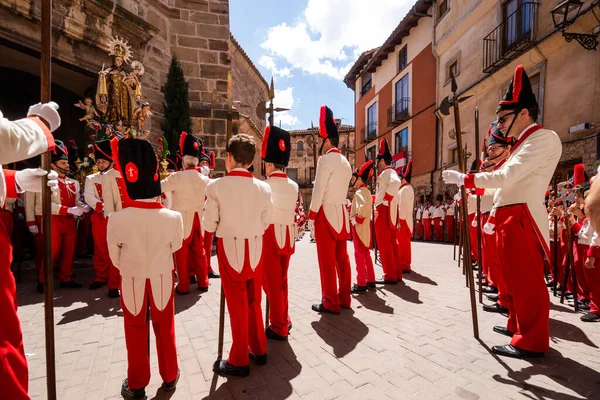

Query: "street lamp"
(551, 0), (599, 51)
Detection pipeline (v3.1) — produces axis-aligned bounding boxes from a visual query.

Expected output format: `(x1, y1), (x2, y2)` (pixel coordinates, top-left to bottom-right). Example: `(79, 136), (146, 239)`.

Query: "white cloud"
(258, 55), (293, 78)
(273, 87), (300, 128)
(261, 0), (415, 79)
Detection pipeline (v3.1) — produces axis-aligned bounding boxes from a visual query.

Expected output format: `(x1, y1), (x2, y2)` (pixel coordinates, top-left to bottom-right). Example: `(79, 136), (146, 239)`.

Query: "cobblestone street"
(18, 237), (600, 400)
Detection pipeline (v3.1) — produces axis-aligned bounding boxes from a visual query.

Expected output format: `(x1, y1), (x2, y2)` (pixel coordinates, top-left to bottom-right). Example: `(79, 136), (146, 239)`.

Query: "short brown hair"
(227, 134), (255, 165)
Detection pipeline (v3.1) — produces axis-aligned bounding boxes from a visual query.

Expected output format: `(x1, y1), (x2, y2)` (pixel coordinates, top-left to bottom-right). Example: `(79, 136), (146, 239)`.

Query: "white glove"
(471, 217), (478, 227)
(81, 204), (92, 213)
(442, 170), (465, 186)
(440, 221), (443, 226)
(308, 219), (315, 235)
(350, 217), (357, 226)
(27, 101), (61, 132)
(200, 165), (210, 176)
(483, 222), (495, 235)
(28, 225), (39, 235)
(15, 169), (59, 194)
(454, 193), (461, 201)
(67, 206), (84, 217)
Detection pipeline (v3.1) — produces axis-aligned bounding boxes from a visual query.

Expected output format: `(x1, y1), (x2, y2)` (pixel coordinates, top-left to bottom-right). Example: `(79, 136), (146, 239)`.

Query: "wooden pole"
(552, 177), (559, 297)
(41, 1), (57, 398)
(560, 209), (578, 311)
(474, 108), (483, 304)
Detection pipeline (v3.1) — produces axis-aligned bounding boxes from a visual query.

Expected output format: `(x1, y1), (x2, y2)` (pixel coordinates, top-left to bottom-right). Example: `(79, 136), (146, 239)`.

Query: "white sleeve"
(84, 176), (101, 211)
(0, 113), (54, 164)
(202, 181), (219, 233)
(107, 213), (122, 270)
(171, 212), (184, 253)
(309, 157), (332, 216)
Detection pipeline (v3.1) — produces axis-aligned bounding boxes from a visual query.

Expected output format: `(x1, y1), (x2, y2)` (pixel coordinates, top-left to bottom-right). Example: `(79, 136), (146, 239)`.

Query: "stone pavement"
(17, 237), (600, 400)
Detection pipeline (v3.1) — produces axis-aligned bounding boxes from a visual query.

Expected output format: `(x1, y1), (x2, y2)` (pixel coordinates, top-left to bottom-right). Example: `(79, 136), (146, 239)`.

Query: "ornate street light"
(551, 0), (599, 51)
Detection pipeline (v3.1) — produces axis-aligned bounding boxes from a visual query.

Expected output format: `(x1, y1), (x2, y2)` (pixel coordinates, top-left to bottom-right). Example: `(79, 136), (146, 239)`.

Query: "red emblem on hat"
(279, 139), (286, 152)
(194, 142), (199, 150)
(125, 162), (139, 183)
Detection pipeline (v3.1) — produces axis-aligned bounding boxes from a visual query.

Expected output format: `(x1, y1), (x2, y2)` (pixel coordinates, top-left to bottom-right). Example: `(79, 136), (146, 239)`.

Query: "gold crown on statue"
(107, 36), (133, 64)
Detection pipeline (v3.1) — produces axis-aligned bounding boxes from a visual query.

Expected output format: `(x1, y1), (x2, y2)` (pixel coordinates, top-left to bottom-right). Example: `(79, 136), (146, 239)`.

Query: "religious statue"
(74, 97), (100, 126)
(133, 102), (152, 131)
(125, 60), (145, 107)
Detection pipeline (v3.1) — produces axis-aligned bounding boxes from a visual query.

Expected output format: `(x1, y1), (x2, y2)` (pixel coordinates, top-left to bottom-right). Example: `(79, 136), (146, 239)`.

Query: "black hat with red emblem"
(110, 138), (161, 200)
(353, 160), (374, 183)
(497, 65), (538, 114)
(94, 139), (113, 162)
(319, 105), (339, 140)
(468, 159), (481, 173)
(376, 138), (392, 163)
(487, 121), (513, 147)
(261, 125), (291, 167)
(400, 159), (412, 183)
(200, 147), (215, 169)
(180, 131), (202, 159)
(51, 140), (68, 164)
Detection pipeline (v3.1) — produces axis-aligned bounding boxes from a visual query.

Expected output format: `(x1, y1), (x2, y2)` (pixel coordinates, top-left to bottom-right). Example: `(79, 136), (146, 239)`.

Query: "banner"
(392, 151), (407, 173)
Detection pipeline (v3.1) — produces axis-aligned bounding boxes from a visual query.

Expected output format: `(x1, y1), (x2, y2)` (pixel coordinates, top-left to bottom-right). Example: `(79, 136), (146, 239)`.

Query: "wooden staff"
(457, 204), (462, 269)
(372, 154), (379, 265)
(560, 205), (579, 311)
(474, 107), (483, 304)
(439, 72), (479, 339)
(453, 197), (457, 261)
(552, 177), (559, 297)
(41, 1), (57, 398)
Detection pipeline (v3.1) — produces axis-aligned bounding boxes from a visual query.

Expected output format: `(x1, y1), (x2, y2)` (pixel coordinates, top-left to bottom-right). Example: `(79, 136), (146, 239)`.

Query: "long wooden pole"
(552, 177), (559, 297)
(41, 1), (57, 398)
(475, 108), (483, 304)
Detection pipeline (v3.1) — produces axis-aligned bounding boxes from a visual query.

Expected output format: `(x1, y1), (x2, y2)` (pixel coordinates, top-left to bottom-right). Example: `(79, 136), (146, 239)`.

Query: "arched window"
(297, 141), (304, 157)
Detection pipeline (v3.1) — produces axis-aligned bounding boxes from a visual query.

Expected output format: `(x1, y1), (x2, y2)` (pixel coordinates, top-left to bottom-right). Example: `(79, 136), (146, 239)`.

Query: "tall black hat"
(319, 105), (339, 140)
(353, 160), (374, 183)
(376, 138), (392, 163)
(180, 131), (202, 159)
(468, 159), (480, 174)
(110, 138), (161, 200)
(487, 121), (513, 147)
(496, 65), (538, 114)
(200, 147), (215, 169)
(94, 140), (113, 162)
(261, 126), (291, 167)
(51, 140), (68, 164)
(400, 159), (412, 183)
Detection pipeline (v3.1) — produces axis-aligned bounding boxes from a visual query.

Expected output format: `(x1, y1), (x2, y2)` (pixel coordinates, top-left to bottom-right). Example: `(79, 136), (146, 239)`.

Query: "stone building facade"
(287, 123), (356, 209)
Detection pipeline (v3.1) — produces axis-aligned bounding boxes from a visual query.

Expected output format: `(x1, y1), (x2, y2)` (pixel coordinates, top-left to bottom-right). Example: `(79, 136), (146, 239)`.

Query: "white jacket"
(161, 168), (210, 239)
(107, 200), (183, 316)
(84, 172), (104, 213)
(265, 171), (298, 251)
(101, 168), (124, 216)
(445, 201), (456, 216)
(350, 186), (372, 247)
(432, 205), (445, 219)
(397, 183), (414, 233)
(468, 125), (562, 252)
(308, 148), (352, 236)
(0, 110), (54, 207)
(25, 177), (82, 224)
(375, 167), (401, 226)
(202, 168), (273, 273)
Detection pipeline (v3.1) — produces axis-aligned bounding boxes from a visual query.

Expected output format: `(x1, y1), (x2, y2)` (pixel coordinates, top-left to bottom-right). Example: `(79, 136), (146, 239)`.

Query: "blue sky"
(229, 0), (415, 130)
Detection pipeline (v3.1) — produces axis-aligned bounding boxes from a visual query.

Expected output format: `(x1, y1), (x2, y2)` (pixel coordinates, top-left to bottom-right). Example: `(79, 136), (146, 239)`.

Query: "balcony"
(387, 98), (410, 127)
(360, 122), (377, 143)
(483, 2), (539, 74)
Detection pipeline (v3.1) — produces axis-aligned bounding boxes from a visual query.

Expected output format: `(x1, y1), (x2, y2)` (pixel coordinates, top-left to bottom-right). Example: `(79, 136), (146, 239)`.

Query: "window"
(361, 71), (372, 96)
(367, 103), (377, 139)
(449, 146), (458, 164)
(309, 167), (315, 183)
(297, 141), (304, 157)
(444, 54), (460, 84)
(503, 0), (533, 52)
(395, 128), (409, 154)
(366, 146), (376, 162)
(398, 45), (408, 71)
(287, 168), (298, 183)
(437, 0), (448, 22)
(395, 75), (409, 117)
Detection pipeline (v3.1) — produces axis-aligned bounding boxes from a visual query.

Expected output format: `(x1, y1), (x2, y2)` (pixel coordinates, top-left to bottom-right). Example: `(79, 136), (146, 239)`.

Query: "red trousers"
(122, 279), (178, 390)
(496, 205), (549, 353)
(262, 226), (293, 337)
(175, 214), (208, 292)
(396, 220), (412, 272)
(91, 212), (120, 289)
(352, 225), (374, 286)
(0, 210), (13, 238)
(573, 242), (590, 301)
(217, 238), (266, 366)
(33, 215), (43, 272)
(416, 220), (423, 239)
(204, 231), (215, 275)
(468, 214), (479, 262)
(0, 216), (28, 399)
(446, 215), (455, 243)
(549, 240), (564, 284)
(433, 217), (444, 241)
(39, 215), (77, 283)
(375, 205), (401, 282)
(422, 218), (432, 241)
(482, 226), (508, 308)
(314, 210), (351, 312)
(583, 251), (600, 314)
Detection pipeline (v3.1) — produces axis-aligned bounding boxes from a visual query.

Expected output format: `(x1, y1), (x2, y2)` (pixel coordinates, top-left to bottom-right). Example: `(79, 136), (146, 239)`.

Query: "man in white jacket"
(396, 160), (414, 273)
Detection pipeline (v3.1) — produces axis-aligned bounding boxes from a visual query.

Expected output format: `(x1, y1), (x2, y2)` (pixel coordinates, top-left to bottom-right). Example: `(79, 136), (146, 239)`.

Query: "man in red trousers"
(396, 160), (414, 274)
(308, 105), (353, 314)
(199, 146), (220, 280)
(444, 65), (561, 358)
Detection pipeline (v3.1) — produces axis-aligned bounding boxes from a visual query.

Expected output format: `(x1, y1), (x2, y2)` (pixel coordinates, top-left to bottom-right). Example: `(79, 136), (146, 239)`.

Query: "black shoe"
(121, 379), (146, 399)
(546, 281), (556, 288)
(175, 287), (189, 295)
(486, 294), (499, 302)
(311, 303), (339, 314)
(366, 282), (376, 289)
(198, 286), (209, 293)
(481, 281), (488, 287)
(482, 286), (498, 294)
(491, 344), (544, 359)
(351, 284), (367, 294)
(108, 289), (120, 298)
(577, 301), (590, 311)
(208, 272), (220, 279)
(266, 327), (288, 341)
(89, 281), (107, 290)
(565, 292), (574, 299)
(189, 276), (197, 284)
(493, 326), (514, 337)
(375, 279), (398, 285)
(483, 303), (509, 313)
(162, 369), (180, 392)
(249, 352), (267, 365)
(581, 312), (600, 322)
(212, 359), (249, 377)
(402, 269), (412, 274)
(36, 282), (44, 294)
(60, 280), (83, 289)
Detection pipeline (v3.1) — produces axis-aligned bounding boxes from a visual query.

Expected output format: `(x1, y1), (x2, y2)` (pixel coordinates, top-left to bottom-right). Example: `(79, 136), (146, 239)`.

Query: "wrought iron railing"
(361, 122), (377, 142)
(483, 2), (539, 73)
(387, 98), (410, 126)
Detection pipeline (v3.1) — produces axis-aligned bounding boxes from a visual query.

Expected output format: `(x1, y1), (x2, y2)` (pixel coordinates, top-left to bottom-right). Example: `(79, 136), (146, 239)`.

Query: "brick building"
(343, 0), (437, 200)
(287, 122), (356, 209)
